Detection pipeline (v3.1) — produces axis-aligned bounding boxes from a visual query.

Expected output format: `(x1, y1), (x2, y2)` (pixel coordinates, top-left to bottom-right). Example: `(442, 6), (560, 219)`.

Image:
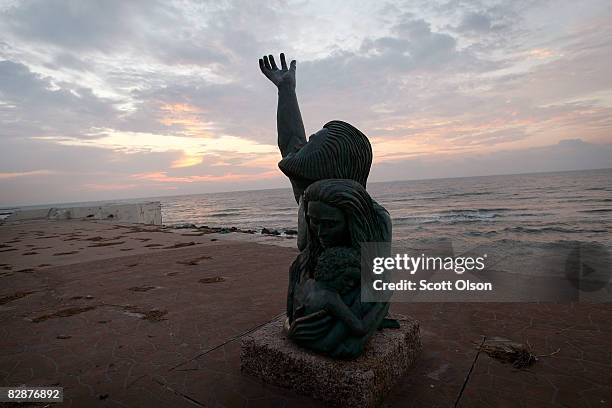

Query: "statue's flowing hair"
(278, 120), (372, 187)
(287, 179), (385, 319)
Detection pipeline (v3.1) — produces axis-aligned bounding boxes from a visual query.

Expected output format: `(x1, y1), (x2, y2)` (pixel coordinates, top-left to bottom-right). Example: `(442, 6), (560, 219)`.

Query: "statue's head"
(303, 179), (384, 250)
(278, 120), (372, 190)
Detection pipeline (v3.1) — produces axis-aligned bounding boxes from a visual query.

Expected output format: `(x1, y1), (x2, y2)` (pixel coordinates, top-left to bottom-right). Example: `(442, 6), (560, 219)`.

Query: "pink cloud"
(130, 170), (278, 183)
(0, 170), (57, 179)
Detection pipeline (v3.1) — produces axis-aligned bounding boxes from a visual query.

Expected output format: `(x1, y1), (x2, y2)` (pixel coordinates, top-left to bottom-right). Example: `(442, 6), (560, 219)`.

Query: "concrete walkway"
(1, 220), (610, 407)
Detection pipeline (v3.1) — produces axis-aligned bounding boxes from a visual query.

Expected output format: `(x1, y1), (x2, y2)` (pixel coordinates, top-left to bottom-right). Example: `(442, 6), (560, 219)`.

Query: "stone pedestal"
(240, 314), (421, 408)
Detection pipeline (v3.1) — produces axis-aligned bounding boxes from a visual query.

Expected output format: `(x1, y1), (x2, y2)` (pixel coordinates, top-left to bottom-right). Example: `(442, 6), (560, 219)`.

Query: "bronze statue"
(259, 54), (396, 358)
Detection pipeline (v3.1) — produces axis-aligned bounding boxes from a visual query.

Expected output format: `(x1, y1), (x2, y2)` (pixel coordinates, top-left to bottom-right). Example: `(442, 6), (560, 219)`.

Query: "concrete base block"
(240, 314), (421, 407)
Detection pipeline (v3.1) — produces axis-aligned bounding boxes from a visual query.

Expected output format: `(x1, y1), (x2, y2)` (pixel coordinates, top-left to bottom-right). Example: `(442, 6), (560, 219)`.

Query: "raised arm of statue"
(259, 53), (307, 159)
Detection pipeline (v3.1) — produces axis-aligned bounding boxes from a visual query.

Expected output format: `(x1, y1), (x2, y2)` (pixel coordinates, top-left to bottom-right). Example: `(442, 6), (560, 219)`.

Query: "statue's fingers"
(293, 333), (324, 341)
(300, 316), (333, 331)
(280, 53), (288, 70)
(290, 60), (296, 71)
(291, 327), (328, 340)
(263, 55), (272, 70)
(293, 325), (330, 339)
(268, 54), (278, 70)
(294, 311), (330, 325)
(258, 58), (267, 74)
(290, 320), (332, 339)
(290, 313), (331, 331)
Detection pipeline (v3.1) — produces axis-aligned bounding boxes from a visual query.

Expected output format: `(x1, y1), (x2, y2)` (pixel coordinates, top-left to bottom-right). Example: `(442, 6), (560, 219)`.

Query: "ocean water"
(158, 168), (612, 246)
(3, 169), (611, 247)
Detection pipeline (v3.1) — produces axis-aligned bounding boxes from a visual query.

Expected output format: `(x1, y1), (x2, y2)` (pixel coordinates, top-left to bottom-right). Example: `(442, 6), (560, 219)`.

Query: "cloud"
(457, 12), (494, 33)
(131, 170), (278, 184)
(121, 82), (276, 142)
(0, 136), (180, 175)
(371, 139), (612, 181)
(3, 0), (139, 51)
(0, 136), (285, 205)
(0, 60), (119, 139)
(0, 169), (58, 179)
(2, 0), (229, 65)
(0, 0), (611, 205)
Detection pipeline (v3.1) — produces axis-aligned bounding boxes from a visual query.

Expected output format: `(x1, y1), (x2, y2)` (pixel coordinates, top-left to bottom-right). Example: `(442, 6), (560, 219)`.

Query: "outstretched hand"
(259, 53), (296, 90)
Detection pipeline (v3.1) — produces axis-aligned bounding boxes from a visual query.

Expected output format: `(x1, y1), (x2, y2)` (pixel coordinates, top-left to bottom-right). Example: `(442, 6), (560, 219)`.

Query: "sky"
(1, 0), (611, 206)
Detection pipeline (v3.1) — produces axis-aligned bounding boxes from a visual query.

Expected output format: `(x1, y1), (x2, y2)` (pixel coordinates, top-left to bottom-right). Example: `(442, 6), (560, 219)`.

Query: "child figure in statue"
(289, 247), (369, 338)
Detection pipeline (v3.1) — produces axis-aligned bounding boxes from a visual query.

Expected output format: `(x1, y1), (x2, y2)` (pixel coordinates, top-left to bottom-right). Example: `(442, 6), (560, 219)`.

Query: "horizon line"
(2, 166), (610, 210)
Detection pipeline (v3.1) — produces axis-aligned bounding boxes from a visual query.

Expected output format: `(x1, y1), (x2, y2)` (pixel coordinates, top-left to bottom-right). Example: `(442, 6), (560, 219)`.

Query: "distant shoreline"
(2, 167), (610, 210)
